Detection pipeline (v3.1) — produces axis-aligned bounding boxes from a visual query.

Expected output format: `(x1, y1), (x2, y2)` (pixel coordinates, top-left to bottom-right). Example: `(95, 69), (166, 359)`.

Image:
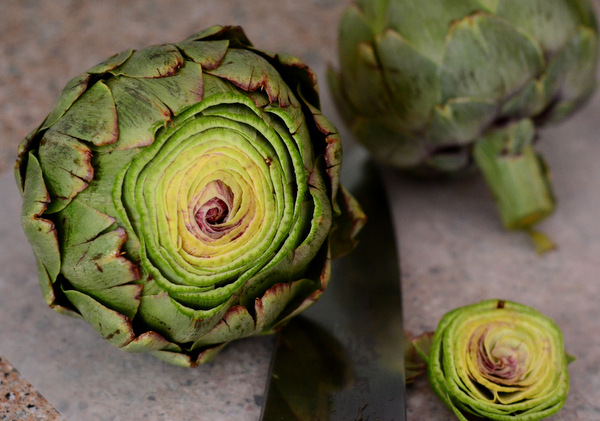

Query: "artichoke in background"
(330, 0), (599, 250)
(16, 26), (365, 366)
(413, 299), (573, 421)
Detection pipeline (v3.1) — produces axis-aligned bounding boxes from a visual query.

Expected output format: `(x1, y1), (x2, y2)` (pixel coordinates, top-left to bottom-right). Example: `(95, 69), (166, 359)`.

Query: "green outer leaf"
(20, 153), (60, 283)
(289, 162), (332, 274)
(15, 127), (40, 194)
(56, 199), (116, 246)
(51, 80), (119, 146)
(440, 12), (544, 103)
(40, 74), (90, 132)
(111, 44), (184, 79)
(105, 76), (171, 150)
(353, 117), (428, 168)
(543, 26), (599, 121)
(151, 344), (228, 367)
(407, 331), (433, 383)
(496, 0), (590, 55)
(192, 305), (256, 347)
(182, 25), (252, 47)
(176, 39), (229, 70)
(206, 48), (298, 107)
(337, 5), (391, 117)
(120, 331), (181, 353)
(38, 130), (94, 213)
(354, 0), (389, 35)
(329, 185), (367, 259)
(87, 49), (133, 74)
(80, 149), (140, 219)
(500, 77), (548, 120)
(386, 0), (494, 64)
(121, 61), (204, 116)
(60, 227), (140, 318)
(427, 98), (497, 146)
(376, 29), (441, 132)
(136, 292), (233, 344)
(64, 289), (135, 347)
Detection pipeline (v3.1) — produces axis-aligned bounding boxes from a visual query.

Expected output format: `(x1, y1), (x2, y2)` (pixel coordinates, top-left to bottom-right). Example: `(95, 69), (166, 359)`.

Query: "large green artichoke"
(15, 26), (365, 366)
(413, 299), (572, 421)
(330, 0), (599, 246)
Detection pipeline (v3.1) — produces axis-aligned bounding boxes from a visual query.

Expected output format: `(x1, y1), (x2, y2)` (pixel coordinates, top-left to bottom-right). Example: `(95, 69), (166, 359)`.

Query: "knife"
(260, 144), (406, 420)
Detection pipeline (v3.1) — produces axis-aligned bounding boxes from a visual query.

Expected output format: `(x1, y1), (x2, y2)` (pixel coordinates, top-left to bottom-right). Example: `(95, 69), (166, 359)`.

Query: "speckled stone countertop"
(0, 356), (64, 420)
(2, 1), (600, 420)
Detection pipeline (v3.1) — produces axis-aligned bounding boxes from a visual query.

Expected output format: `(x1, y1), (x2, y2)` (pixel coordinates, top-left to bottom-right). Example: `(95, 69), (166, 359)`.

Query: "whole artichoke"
(330, 0), (599, 245)
(414, 299), (572, 421)
(16, 26), (365, 366)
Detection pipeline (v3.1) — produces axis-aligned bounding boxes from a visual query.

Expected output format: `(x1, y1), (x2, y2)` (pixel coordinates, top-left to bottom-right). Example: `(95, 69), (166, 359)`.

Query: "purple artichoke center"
(192, 180), (237, 239)
(475, 328), (527, 385)
(199, 198), (229, 225)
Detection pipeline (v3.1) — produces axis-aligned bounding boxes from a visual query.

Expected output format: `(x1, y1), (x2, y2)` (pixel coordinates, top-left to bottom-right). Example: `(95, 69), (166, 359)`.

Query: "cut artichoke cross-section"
(413, 299), (572, 421)
(16, 25), (365, 366)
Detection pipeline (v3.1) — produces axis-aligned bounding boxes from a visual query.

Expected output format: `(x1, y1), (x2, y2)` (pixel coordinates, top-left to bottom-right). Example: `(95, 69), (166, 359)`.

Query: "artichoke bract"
(414, 299), (572, 421)
(330, 0), (599, 248)
(15, 26), (365, 366)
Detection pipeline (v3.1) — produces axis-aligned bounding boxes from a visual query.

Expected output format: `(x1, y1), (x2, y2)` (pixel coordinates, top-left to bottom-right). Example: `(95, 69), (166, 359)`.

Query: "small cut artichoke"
(16, 26), (365, 366)
(413, 299), (572, 421)
(330, 0), (599, 247)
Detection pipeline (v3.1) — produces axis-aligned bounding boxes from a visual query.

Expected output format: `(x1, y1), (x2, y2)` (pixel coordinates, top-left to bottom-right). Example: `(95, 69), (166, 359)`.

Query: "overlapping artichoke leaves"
(330, 0), (598, 243)
(15, 26), (365, 366)
(331, 0), (598, 171)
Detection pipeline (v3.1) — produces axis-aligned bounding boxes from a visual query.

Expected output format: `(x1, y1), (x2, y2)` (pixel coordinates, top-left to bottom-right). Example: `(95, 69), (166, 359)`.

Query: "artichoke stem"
(473, 119), (555, 247)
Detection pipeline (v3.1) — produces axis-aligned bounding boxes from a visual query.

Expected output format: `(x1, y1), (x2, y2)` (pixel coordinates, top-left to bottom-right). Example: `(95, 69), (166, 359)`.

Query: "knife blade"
(260, 144), (406, 420)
